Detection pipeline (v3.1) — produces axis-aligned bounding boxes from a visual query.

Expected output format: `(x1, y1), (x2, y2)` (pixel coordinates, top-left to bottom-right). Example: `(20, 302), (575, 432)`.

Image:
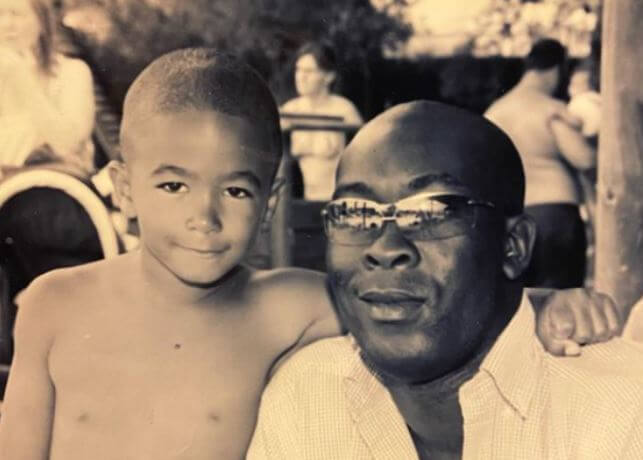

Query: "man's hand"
(531, 288), (622, 356)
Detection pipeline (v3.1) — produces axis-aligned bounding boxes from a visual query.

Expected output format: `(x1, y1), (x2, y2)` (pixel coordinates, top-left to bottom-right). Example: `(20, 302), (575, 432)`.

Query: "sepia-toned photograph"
(0, 0), (641, 458)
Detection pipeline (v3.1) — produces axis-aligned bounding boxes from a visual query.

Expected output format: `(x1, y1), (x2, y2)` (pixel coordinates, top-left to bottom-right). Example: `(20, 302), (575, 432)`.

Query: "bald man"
(248, 101), (643, 460)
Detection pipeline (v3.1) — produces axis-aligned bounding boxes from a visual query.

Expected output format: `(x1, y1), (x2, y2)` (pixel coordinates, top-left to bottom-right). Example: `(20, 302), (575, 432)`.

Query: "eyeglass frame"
(320, 191), (497, 246)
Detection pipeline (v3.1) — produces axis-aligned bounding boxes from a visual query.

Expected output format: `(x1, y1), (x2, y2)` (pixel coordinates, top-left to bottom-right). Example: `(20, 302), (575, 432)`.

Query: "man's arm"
(0, 281), (56, 459)
(550, 117), (597, 170)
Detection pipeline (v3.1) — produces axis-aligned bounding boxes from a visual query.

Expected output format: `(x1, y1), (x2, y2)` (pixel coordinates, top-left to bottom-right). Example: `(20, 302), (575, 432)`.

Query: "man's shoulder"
(539, 339), (643, 456)
(271, 336), (357, 381)
(545, 338), (643, 404)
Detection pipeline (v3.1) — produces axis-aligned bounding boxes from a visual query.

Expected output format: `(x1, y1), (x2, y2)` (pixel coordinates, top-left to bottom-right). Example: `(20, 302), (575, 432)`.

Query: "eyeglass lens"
(323, 194), (482, 245)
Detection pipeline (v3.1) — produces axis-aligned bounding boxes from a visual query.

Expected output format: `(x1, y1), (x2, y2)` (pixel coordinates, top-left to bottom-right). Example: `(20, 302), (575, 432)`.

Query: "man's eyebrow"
(408, 173), (464, 190)
(150, 164), (196, 179)
(223, 171), (263, 189)
(332, 182), (376, 200)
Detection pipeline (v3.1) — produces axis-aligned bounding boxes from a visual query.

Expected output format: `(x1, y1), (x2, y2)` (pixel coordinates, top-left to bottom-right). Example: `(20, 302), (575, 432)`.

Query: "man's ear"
(260, 178), (285, 231)
(107, 160), (137, 219)
(502, 214), (537, 280)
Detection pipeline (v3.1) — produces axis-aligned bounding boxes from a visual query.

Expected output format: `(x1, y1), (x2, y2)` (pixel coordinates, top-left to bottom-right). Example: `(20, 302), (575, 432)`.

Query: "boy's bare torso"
(26, 252), (333, 459)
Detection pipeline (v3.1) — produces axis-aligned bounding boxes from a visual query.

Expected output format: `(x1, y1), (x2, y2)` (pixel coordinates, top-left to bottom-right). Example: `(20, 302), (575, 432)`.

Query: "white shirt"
(0, 55), (95, 169)
(248, 295), (643, 459)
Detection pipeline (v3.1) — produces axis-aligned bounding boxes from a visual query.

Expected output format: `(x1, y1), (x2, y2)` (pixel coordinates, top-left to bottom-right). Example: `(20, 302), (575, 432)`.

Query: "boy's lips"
(178, 244), (230, 256)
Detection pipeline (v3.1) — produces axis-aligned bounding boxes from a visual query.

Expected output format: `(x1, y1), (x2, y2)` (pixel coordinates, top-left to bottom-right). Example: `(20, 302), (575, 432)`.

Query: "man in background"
(485, 39), (595, 288)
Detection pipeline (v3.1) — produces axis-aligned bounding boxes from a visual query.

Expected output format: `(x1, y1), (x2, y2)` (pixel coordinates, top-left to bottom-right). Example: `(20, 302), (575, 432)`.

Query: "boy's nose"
(186, 194), (222, 233)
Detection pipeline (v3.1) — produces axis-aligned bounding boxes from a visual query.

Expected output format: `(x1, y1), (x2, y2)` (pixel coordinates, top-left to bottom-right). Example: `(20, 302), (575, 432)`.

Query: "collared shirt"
(247, 295), (643, 459)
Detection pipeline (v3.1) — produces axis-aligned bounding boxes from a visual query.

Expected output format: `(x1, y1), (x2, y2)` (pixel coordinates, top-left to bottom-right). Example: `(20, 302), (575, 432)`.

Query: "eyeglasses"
(321, 192), (496, 246)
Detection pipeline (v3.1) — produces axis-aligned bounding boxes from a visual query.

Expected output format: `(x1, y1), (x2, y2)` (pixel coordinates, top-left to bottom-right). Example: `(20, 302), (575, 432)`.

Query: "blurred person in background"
(485, 39), (595, 288)
(0, 0), (95, 174)
(281, 41), (363, 201)
(567, 58), (601, 139)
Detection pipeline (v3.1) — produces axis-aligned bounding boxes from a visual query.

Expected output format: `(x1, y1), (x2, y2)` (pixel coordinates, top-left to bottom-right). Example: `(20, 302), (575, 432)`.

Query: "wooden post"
(595, 0), (643, 318)
(270, 134), (293, 268)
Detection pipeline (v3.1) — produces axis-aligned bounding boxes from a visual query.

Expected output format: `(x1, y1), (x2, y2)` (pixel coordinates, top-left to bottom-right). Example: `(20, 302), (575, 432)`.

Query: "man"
(485, 39), (595, 288)
(247, 101), (643, 459)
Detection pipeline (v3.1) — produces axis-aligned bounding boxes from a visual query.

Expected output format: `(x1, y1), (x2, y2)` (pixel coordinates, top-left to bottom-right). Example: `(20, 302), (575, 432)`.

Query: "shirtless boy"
(0, 49), (622, 460)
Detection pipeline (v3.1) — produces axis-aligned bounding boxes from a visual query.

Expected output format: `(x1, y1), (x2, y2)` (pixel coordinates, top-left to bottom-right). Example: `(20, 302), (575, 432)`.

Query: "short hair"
(525, 39), (566, 71)
(121, 48), (282, 162)
(295, 41), (337, 73)
(30, 0), (57, 74)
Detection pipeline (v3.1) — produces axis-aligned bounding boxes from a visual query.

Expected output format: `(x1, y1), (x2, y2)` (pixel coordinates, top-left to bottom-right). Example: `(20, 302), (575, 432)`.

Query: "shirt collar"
(344, 293), (543, 422)
(343, 338), (419, 459)
(465, 293), (543, 420)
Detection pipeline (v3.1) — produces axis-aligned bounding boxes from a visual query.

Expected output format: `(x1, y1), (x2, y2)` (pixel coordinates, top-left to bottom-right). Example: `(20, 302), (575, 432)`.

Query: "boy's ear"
(107, 160), (137, 219)
(260, 178), (285, 231)
(502, 214), (537, 281)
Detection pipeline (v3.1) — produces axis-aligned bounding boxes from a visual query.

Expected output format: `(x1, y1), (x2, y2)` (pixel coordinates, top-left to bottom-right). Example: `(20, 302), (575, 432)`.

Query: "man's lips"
(358, 290), (427, 323)
(359, 290), (426, 304)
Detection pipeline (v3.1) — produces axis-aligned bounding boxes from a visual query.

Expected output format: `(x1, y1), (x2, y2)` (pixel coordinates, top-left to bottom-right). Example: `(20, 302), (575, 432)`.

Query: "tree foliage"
(62, 0), (410, 111)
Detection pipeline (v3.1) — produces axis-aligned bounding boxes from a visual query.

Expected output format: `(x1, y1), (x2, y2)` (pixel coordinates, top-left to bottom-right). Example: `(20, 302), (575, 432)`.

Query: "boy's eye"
(158, 182), (188, 193)
(224, 187), (253, 199)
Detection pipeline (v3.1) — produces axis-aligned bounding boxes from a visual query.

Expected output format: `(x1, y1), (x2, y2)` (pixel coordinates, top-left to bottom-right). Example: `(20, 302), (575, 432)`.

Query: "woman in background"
(281, 42), (362, 201)
(0, 0), (95, 173)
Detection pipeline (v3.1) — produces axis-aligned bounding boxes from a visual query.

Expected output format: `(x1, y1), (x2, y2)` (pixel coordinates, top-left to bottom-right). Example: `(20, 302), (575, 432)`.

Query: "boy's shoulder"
(246, 267), (339, 350)
(249, 265), (325, 291)
(18, 254), (133, 308)
(248, 266), (329, 313)
(13, 259), (112, 342)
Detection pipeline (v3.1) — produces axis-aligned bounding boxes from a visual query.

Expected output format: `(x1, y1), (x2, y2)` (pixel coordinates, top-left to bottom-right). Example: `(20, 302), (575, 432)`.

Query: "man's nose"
(362, 223), (419, 270)
(186, 192), (222, 233)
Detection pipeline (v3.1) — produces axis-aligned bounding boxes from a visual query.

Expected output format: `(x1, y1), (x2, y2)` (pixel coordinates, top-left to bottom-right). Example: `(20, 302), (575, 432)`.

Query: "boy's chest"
(48, 313), (275, 423)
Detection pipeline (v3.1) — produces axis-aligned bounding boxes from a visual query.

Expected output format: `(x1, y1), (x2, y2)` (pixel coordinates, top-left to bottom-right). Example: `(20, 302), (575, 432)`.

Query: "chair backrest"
(0, 169), (119, 260)
(0, 168), (119, 365)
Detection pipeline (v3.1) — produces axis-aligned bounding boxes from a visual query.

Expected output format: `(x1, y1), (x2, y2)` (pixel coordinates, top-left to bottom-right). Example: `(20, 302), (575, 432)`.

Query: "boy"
(0, 49), (622, 459)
